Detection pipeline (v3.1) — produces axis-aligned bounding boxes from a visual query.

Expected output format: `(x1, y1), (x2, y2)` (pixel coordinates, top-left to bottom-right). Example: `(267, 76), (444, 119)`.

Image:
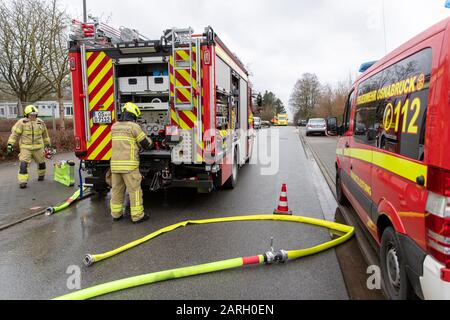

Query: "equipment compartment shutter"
(216, 57), (231, 93)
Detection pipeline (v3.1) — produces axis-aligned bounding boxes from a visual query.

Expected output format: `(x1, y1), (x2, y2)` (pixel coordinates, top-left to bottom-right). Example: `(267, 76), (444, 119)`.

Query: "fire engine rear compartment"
(111, 52), (219, 193)
(114, 58), (214, 192)
(75, 28), (252, 194)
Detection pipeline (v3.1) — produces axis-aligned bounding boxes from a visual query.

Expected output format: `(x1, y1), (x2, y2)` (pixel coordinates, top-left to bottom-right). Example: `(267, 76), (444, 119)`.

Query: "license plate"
(92, 111), (112, 124)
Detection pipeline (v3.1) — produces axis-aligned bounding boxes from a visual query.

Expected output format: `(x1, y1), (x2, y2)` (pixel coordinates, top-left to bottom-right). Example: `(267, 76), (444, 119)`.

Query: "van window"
(354, 48), (432, 160)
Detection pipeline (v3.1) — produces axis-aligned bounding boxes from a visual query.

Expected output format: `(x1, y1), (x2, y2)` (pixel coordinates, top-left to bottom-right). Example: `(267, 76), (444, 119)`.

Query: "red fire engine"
(69, 19), (256, 193)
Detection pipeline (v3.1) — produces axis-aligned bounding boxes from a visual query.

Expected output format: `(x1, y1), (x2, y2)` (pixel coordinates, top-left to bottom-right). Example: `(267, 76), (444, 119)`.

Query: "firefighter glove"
(6, 144), (13, 155)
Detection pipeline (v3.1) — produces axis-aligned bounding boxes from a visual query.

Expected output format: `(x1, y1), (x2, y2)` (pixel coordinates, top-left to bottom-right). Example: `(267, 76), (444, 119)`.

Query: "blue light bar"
(359, 61), (378, 73)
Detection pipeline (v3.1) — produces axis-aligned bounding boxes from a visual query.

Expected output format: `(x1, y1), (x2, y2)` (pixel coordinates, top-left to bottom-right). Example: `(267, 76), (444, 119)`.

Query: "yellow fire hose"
(54, 215), (354, 300)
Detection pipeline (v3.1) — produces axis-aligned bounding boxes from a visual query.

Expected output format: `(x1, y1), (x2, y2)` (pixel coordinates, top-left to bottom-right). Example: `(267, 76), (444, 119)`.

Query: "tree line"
(289, 72), (352, 124)
(256, 90), (287, 122)
(0, 0), (69, 129)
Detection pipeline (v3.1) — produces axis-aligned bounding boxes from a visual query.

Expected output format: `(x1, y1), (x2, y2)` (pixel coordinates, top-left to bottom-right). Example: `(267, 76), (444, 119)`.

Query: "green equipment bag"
(54, 161), (76, 187)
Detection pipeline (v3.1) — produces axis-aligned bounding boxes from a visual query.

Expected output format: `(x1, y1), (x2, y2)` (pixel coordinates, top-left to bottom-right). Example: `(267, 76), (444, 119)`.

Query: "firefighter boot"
(133, 214), (150, 224)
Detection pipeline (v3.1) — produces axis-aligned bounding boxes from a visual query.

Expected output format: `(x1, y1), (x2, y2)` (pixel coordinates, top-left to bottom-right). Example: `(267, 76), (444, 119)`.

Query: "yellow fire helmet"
(24, 105), (38, 117)
(122, 102), (141, 119)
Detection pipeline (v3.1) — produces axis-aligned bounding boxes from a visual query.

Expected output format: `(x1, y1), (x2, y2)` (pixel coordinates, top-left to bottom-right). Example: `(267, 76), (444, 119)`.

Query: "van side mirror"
(327, 117), (338, 135)
(337, 125), (345, 136)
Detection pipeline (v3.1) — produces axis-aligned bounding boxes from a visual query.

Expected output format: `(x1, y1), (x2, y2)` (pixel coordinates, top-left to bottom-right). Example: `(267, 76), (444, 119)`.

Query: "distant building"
(0, 103), (18, 119)
(0, 101), (73, 119)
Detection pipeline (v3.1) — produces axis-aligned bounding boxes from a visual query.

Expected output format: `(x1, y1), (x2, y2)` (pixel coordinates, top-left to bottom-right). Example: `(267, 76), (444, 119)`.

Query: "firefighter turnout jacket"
(8, 117), (51, 183)
(110, 121), (151, 173)
(8, 118), (51, 151)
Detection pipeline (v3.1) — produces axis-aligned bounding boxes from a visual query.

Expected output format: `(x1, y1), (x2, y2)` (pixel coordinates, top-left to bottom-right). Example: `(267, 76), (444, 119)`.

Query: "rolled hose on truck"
(53, 215), (355, 300)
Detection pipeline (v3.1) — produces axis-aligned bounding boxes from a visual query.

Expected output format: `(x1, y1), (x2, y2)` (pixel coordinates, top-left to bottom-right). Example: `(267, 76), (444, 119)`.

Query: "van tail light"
(426, 167), (450, 281)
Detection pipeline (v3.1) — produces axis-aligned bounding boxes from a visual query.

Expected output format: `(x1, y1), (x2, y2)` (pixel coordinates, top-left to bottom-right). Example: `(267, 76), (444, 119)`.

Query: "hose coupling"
(83, 254), (95, 267)
(45, 207), (55, 216)
(273, 250), (289, 264)
(264, 251), (276, 265)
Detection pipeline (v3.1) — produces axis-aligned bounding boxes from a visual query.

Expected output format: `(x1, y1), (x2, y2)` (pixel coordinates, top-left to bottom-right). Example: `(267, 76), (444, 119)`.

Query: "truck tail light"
(426, 167), (450, 280)
(75, 136), (81, 150)
(204, 49), (211, 65)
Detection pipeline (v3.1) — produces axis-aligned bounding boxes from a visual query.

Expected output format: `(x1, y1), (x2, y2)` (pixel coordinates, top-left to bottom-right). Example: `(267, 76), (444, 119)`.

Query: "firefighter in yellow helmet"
(7, 105), (51, 189)
(110, 102), (153, 224)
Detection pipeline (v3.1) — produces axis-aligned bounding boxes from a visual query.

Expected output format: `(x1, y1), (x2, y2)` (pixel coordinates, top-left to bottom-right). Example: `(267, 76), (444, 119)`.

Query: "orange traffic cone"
(274, 184), (293, 215)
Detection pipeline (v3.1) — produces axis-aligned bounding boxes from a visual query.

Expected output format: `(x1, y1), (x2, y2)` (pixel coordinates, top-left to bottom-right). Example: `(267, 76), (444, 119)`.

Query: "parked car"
(261, 120), (271, 128)
(306, 118), (327, 136)
(298, 119), (308, 127)
(253, 117), (262, 130)
(335, 17), (450, 300)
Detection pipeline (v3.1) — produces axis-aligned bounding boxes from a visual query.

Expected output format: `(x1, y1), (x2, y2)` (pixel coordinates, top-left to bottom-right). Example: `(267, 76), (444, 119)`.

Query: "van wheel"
(336, 170), (349, 205)
(380, 227), (415, 300)
(224, 149), (239, 189)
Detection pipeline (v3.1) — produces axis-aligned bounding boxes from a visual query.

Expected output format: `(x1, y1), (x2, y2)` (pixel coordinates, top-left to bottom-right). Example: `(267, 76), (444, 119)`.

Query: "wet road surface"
(0, 127), (349, 300)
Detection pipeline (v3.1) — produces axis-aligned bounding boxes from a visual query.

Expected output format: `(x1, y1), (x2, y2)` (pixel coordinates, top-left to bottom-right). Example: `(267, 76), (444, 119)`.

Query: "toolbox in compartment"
(148, 76), (169, 92)
(118, 76), (148, 93)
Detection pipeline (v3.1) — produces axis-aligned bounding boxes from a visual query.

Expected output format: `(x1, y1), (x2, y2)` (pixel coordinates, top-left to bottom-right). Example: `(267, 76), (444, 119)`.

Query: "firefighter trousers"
(18, 148), (46, 183)
(110, 170), (144, 222)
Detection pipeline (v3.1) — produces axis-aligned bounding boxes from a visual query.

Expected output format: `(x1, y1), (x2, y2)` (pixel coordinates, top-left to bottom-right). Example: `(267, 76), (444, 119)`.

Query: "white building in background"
(0, 101), (73, 119)
(0, 103), (18, 119)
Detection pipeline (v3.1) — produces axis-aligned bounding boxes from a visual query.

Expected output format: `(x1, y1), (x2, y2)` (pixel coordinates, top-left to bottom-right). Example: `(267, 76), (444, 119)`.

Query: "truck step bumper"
(170, 179), (214, 193)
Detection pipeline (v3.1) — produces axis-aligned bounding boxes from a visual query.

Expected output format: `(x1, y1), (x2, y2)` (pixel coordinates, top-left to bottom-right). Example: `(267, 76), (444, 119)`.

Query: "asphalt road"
(302, 128), (385, 300)
(0, 127), (349, 300)
(302, 132), (338, 180)
(0, 152), (82, 228)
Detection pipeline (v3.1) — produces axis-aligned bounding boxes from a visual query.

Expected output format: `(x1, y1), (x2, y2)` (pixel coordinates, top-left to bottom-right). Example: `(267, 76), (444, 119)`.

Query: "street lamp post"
(83, 0), (87, 23)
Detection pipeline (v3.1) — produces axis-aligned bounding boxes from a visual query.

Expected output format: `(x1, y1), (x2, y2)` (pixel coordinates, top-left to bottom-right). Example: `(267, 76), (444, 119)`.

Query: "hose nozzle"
(83, 254), (95, 267)
(45, 207), (55, 216)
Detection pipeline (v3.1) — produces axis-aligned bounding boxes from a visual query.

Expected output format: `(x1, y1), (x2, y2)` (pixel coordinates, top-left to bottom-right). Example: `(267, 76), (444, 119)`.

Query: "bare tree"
(289, 73), (321, 123)
(31, 0), (70, 130)
(315, 80), (352, 119)
(0, 0), (52, 115)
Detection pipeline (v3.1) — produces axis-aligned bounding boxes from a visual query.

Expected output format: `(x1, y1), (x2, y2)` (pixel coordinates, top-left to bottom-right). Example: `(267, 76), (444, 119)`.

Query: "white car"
(306, 118), (327, 136)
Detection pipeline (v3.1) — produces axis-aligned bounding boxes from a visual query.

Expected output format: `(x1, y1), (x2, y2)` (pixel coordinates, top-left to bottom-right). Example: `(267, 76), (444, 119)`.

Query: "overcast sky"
(61, 0), (449, 111)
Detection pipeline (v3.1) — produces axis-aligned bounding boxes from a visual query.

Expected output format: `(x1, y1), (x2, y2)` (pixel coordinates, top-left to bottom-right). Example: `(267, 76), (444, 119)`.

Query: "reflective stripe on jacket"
(111, 121), (151, 173)
(8, 118), (51, 151)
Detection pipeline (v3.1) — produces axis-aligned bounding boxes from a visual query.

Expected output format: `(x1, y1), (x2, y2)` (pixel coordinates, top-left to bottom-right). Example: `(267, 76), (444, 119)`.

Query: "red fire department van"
(335, 17), (450, 300)
(69, 19), (256, 194)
